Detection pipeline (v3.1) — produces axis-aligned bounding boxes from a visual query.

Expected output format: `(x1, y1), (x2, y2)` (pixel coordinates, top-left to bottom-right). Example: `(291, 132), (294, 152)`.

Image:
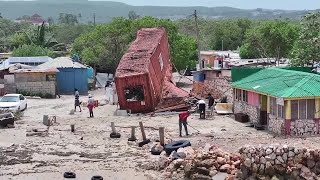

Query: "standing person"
(88, 94), (95, 118)
(179, 111), (190, 137)
(197, 99), (206, 119)
(207, 93), (215, 110)
(74, 89), (81, 112)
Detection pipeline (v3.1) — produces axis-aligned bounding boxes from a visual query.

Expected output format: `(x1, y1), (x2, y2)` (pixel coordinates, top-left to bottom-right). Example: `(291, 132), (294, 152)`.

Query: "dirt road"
(2, 89), (320, 179)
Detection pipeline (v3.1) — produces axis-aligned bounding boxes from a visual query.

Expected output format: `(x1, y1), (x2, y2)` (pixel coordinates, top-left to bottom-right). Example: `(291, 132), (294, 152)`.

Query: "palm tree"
(25, 22), (65, 51)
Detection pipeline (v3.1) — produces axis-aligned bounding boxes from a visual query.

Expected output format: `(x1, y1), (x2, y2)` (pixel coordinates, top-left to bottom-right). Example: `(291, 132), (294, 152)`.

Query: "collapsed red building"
(115, 28), (188, 113)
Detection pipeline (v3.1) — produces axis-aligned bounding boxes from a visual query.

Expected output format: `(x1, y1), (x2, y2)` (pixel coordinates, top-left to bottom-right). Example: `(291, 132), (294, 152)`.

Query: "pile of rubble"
(139, 144), (320, 180)
(140, 144), (241, 180)
(239, 145), (320, 179)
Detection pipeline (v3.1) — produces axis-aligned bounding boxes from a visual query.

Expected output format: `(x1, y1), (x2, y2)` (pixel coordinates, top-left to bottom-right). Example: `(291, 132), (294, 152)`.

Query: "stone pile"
(192, 77), (233, 102)
(239, 145), (320, 179)
(139, 144), (320, 180)
(140, 144), (241, 180)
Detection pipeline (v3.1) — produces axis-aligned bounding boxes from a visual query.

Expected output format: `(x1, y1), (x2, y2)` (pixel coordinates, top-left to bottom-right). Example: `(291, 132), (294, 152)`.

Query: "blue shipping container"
(56, 68), (88, 95)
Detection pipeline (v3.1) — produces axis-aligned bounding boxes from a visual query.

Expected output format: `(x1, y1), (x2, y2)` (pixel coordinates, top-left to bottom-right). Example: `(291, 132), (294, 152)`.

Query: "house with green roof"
(232, 67), (320, 136)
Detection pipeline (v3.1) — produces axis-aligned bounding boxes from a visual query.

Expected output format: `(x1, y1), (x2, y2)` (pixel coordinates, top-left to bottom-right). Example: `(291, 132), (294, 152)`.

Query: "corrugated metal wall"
(56, 68), (88, 95)
(115, 74), (154, 113)
(115, 30), (171, 113)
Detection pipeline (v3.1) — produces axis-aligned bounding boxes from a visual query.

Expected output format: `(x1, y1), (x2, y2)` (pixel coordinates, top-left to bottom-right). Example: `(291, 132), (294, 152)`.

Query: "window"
(291, 100), (298, 120)
(291, 99), (315, 120)
(124, 86), (145, 102)
(242, 90), (248, 102)
(307, 99), (315, 119)
(277, 105), (285, 119)
(235, 89), (241, 100)
(270, 97), (284, 118)
(19, 95), (25, 100)
(270, 97), (277, 116)
(235, 89), (247, 102)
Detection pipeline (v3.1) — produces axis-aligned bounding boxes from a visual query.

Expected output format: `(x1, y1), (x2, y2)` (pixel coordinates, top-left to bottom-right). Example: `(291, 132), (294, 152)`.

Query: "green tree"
(239, 43), (260, 59)
(128, 11), (140, 20)
(12, 44), (55, 57)
(242, 20), (299, 63)
(73, 16), (197, 73)
(0, 18), (30, 51)
(290, 12), (320, 67)
(48, 17), (54, 25)
(58, 13), (78, 25)
(52, 24), (93, 44)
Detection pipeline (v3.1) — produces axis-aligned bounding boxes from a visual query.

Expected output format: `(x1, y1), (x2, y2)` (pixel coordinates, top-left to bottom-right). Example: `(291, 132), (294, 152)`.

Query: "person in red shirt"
(179, 111), (190, 137)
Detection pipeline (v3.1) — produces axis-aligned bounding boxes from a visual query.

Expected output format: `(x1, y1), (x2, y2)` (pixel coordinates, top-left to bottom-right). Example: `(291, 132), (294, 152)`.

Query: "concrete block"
(114, 109), (129, 116)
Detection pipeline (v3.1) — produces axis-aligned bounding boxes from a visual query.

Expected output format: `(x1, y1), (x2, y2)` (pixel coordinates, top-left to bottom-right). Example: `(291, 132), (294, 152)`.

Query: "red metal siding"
(148, 32), (171, 107)
(115, 74), (155, 113)
(115, 28), (171, 113)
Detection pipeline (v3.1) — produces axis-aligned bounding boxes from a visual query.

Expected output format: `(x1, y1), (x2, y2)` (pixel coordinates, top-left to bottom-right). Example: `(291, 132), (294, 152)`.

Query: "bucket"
(70, 124), (75, 132)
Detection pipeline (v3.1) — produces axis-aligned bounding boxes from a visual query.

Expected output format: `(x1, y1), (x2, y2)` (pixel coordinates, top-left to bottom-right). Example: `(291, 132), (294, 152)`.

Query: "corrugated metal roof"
(232, 68), (320, 98)
(7, 56), (52, 63)
(38, 57), (87, 69)
(12, 68), (59, 74)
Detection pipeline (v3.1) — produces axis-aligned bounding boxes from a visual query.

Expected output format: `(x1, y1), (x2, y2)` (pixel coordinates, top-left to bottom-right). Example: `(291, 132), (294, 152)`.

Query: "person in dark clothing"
(207, 93), (215, 109)
(74, 89), (81, 112)
(179, 111), (190, 137)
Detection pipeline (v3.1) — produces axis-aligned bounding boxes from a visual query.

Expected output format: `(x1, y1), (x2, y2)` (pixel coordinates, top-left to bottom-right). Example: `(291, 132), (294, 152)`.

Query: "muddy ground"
(2, 87), (320, 179)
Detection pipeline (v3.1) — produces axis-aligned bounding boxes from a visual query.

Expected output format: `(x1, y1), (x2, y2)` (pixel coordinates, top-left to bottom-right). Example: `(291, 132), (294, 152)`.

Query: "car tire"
(63, 172), (76, 178)
(24, 104), (28, 111)
(164, 140), (191, 155)
(138, 139), (151, 147)
(91, 175), (103, 180)
(110, 132), (121, 139)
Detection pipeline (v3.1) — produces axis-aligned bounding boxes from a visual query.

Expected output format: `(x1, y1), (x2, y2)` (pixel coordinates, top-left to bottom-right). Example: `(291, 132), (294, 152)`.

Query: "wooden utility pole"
(193, 10), (201, 69)
(93, 13), (96, 26)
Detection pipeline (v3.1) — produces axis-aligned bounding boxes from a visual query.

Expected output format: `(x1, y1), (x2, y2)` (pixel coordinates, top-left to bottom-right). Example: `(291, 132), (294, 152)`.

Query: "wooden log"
(131, 126), (136, 138)
(111, 122), (116, 133)
(139, 121), (147, 141)
(70, 124), (75, 132)
(43, 115), (49, 126)
(159, 127), (165, 146)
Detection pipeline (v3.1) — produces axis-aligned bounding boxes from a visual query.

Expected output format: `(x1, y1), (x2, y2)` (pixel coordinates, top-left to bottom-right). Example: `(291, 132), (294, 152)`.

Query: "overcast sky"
(104, 0), (320, 10)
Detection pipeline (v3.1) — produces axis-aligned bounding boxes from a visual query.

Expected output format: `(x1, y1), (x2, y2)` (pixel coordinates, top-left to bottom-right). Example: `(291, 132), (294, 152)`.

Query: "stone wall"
(239, 145), (320, 179)
(16, 81), (55, 96)
(14, 73), (56, 96)
(4, 79), (17, 95)
(268, 115), (285, 135)
(234, 101), (259, 123)
(192, 76), (233, 103)
(290, 119), (319, 137)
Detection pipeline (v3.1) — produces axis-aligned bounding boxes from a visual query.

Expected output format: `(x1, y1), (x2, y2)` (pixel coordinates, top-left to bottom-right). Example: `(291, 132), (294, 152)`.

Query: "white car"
(0, 94), (27, 113)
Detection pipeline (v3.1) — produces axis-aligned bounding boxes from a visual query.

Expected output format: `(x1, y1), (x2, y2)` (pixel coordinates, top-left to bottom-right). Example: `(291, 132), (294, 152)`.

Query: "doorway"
(260, 95), (268, 125)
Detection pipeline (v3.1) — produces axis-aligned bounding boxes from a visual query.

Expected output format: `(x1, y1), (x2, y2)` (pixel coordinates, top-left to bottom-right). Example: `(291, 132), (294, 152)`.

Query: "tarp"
(96, 73), (112, 88)
(215, 103), (233, 114)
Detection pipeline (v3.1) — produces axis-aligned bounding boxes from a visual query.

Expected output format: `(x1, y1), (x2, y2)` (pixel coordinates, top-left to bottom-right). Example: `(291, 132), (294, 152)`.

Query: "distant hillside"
(0, 1), (315, 23)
